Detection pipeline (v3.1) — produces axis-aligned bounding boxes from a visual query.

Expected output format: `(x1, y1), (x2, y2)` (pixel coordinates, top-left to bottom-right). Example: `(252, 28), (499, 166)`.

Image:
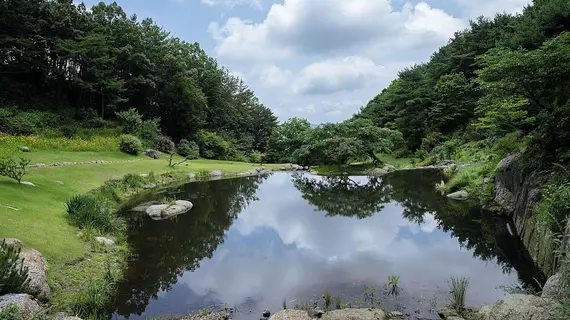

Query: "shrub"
(84, 117), (109, 129)
(121, 173), (145, 191)
(139, 118), (161, 144)
(115, 108), (142, 134)
(154, 135), (175, 154)
(176, 139), (199, 159)
(66, 195), (124, 234)
(249, 152), (266, 164)
(61, 125), (78, 139)
(197, 131), (234, 160)
(71, 277), (115, 319)
(118, 134), (142, 155)
(0, 157), (30, 183)
(0, 240), (30, 295)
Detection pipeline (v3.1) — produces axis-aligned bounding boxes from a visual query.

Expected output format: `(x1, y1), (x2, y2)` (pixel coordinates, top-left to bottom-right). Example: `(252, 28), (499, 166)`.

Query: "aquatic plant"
(364, 284), (377, 308)
(435, 180), (446, 195)
(448, 276), (469, 313)
(335, 296), (342, 309)
(386, 275), (401, 296)
(282, 298), (287, 310)
(323, 291), (332, 311)
(356, 300), (362, 309)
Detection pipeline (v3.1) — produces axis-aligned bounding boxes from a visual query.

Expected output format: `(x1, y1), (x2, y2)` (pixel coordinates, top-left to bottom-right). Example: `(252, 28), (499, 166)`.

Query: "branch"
(170, 156), (191, 167)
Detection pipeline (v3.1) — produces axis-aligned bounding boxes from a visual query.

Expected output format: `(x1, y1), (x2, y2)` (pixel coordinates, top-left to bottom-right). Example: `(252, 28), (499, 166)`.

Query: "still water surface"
(111, 171), (541, 319)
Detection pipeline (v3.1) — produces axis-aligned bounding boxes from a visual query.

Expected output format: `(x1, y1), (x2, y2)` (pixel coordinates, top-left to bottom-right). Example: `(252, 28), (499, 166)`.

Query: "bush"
(197, 131), (234, 160)
(249, 152), (266, 164)
(535, 181), (570, 235)
(0, 157), (30, 183)
(0, 240), (30, 295)
(61, 125), (78, 139)
(0, 305), (19, 320)
(71, 276), (115, 319)
(84, 117), (109, 129)
(139, 118), (161, 144)
(177, 139), (199, 159)
(66, 195), (124, 234)
(115, 108), (142, 134)
(154, 135), (175, 154)
(118, 134), (142, 155)
(0, 108), (60, 136)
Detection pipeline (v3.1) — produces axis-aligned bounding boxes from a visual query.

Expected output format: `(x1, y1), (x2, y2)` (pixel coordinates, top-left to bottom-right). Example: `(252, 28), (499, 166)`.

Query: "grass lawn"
(0, 150), (282, 271)
(314, 154), (416, 175)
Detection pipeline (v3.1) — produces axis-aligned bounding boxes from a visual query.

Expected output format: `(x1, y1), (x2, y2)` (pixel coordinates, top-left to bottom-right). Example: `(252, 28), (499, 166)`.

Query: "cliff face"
(493, 153), (566, 276)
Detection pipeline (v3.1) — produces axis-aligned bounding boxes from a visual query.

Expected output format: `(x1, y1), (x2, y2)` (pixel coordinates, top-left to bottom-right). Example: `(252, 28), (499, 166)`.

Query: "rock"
(303, 166), (309, 170)
(19, 248), (51, 300)
(2, 238), (24, 248)
(308, 309), (325, 318)
(131, 201), (160, 212)
(188, 173), (196, 180)
(209, 170), (223, 177)
(269, 310), (311, 320)
(263, 310), (271, 317)
(477, 294), (563, 320)
(542, 273), (568, 298)
(447, 190), (469, 201)
(143, 149), (160, 159)
(139, 174), (149, 178)
(384, 164), (396, 172)
(146, 200), (193, 220)
(309, 170), (318, 175)
(53, 312), (83, 320)
(371, 168), (388, 176)
(21, 181), (36, 187)
(387, 311), (403, 318)
(0, 294), (42, 319)
(435, 160), (455, 167)
(20, 146), (30, 152)
(494, 154), (522, 213)
(95, 237), (115, 246)
(322, 309), (386, 320)
(438, 307), (459, 319)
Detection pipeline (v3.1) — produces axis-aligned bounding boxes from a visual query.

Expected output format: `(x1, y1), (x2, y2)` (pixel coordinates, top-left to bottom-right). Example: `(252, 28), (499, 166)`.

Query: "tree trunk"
(368, 150), (383, 167)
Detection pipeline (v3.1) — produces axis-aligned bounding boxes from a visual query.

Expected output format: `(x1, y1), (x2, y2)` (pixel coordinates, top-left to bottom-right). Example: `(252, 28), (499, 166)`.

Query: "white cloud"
(258, 65), (293, 88)
(209, 0), (466, 63)
(294, 56), (385, 95)
(201, 0), (262, 10)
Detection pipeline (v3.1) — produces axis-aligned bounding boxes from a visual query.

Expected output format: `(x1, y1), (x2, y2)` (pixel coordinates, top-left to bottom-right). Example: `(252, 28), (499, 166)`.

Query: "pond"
(110, 171), (543, 320)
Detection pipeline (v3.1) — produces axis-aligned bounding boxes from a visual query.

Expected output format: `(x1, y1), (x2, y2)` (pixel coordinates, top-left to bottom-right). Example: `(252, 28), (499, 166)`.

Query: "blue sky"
(78, 0), (531, 124)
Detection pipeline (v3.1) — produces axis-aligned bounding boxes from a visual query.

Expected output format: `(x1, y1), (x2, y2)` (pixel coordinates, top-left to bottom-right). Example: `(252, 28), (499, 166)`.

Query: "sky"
(77, 0), (532, 124)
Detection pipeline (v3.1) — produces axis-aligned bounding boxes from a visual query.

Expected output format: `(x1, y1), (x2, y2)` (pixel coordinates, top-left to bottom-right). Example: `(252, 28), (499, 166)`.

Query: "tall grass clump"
(535, 181), (570, 235)
(0, 240), (30, 295)
(364, 284), (377, 308)
(71, 277), (115, 319)
(66, 195), (124, 234)
(435, 180), (446, 195)
(448, 276), (469, 313)
(323, 291), (332, 311)
(386, 275), (401, 296)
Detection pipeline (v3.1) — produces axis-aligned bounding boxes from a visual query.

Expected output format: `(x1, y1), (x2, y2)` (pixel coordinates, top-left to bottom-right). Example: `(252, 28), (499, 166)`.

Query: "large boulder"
(2, 238), (24, 248)
(143, 149), (160, 159)
(209, 170), (223, 177)
(371, 168), (388, 176)
(494, 154), (523, 213)
(20, 248), (51, 300)
(146, 200), (193, 220)
(477, 294), (563, 320)
(0, 294), (42, 319)
(269, 309), (387, 320)
(447, 190), (469, 201)
(542, 273), (569, 298)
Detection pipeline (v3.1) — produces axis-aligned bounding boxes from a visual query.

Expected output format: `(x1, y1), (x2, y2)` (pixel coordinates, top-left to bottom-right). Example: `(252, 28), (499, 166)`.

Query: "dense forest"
(0, 0), (277, 159)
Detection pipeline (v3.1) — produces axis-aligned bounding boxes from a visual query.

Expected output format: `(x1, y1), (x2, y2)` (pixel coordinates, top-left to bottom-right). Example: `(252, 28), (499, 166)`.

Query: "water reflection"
(111, 171), (543, 319)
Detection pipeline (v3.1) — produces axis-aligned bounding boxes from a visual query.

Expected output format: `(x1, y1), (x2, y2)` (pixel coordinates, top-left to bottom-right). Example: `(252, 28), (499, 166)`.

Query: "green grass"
(314, 154), (417, 175)
(0, 149), (283, 312)
(448, 276), (469, 313)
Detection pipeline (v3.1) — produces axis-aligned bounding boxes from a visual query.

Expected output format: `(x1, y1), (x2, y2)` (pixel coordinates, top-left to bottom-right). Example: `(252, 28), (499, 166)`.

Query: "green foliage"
(61, 125), (79, 139)
(267, 117), (312, 163)
(139, 118), (162, 144)
(0, 240), (30, 295)
(249, 152), (266, 164)
(364, 284), (377, 308)
(71, 276), (116, 320)
(118, 134), (142, 155)
(386, 276), (401, 296)
(282, 299), (287, 310)
(446, 166), (486, 195)
(0, 157), (30, 183)
(154, 135), (175, 154)
(0, 108), (60, 136)
(448, 277), (469, 313)
(197, 131), (235, 160)
(535, 181), (570, 235)
(0, 305), (19, 320)
(116, 109), (143, 135)
(473, 97), (535, 136)
(177, 139), (199, 159)
(66, 195), (124, 234)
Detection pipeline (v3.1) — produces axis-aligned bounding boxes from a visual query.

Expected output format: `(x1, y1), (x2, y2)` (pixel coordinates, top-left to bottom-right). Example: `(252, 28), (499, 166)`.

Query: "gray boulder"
(188, 173), (196, 180)
(542, 273), (568, 298)
(209, 170), (223, 177)
(20, 248), (51, 300)
(371, 168), (388, 176)
(95, 237), (115, 246)
(146, 200), (193, 220)
(143, 149), (160, 159)
(383, 164), (396, 172)
(447, 190), (469, 201)
(0, 294), (42, 319)
(2, 238), (24, 248)
(322, 309), (386, 320)
(494, 154), (522, 212)
(308, 309), (325, 318)
(477, 294), (563, 320)
(20, 146), (30, 152)
(269, 310), (311, 320)
(53, 312), (83, 320)
(21, 181), (37, 187)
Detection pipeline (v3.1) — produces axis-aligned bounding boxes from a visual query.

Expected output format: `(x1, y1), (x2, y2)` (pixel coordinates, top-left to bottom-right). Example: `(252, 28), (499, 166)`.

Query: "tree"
(267, 118), (312, 163)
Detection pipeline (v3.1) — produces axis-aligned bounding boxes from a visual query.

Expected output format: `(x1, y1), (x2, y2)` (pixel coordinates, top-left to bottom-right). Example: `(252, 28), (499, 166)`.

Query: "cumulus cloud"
(293, 56), (384, 95)
(208, 0), (466, 63)
(201, 0), (262, 9)
(258, 65), (293, 88)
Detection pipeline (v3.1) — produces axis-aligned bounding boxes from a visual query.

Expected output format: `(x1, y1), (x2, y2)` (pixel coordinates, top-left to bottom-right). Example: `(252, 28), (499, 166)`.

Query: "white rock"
(95, 237), (115, 246)
(146, 201), (193, 220)
(209, 170), (223, 177)
(21, 181), (36, 187)
(0, 294), (42, 319)
(19, 248), (51, 300)
(447, 190), (469, 201)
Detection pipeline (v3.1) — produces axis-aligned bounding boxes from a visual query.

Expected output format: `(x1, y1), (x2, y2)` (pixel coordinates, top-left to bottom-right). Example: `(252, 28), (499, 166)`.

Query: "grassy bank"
(0, 149), (282, 314)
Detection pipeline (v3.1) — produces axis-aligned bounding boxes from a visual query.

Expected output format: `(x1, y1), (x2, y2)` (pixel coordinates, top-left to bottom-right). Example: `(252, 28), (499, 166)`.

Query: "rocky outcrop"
(270, 309), (388, 320)
(0, 294), (42, 319)
(20, 248), (51, 300)
(146, 200), (193, 220)
(447, 190), (469, 201)
(542, 273), (569, 298)
(280, 164), (309, 171)
(493, 153), (555, 275)
(477, 294), (563, 320)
